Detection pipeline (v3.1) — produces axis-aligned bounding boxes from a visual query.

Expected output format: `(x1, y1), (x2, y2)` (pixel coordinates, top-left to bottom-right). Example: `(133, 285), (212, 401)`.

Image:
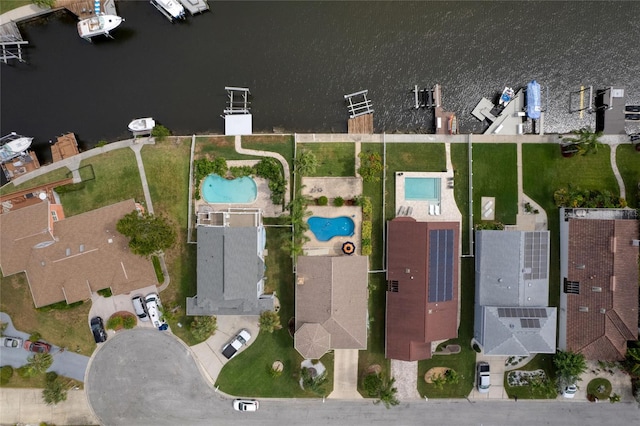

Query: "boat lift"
(223, 86), (251, 115)
(0, 22), (28, 64)
(344, 90), (373, 119)
(569, 85), (595, 118)
(411, 85), (437, 109)
(222, 87), (252, 135)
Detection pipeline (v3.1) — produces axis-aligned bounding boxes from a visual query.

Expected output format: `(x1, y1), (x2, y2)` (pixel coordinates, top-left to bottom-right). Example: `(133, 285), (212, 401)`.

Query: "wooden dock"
(348, 113), (374, 134)
(1, 178), (72, 214)
(51, 132), (80, 162)
(54, 0), (116, 18)
(1, 151), (40, 182)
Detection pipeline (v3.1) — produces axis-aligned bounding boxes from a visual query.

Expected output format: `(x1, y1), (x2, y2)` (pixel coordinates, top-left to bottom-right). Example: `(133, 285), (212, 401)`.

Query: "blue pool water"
(202, 174), (257, 203)
(308, 216), (355, 242)
(405, 177), (441, 201)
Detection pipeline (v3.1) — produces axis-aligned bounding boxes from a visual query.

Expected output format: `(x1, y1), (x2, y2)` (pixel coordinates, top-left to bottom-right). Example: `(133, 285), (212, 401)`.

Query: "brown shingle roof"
(566, 218), (639, 360)
(385, 218), (459, 361)
(1, 200), (157, 307)
(295, 256), (368, 355)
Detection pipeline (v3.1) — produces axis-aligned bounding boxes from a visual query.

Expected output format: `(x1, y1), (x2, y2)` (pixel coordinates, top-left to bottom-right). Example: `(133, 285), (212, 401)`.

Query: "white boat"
(499, 87), (515, 106)
(77, 14), (124, 41)
(128, 118), (156, 135)
(0, 133), (33, 163)
(151, 0), (186, 21)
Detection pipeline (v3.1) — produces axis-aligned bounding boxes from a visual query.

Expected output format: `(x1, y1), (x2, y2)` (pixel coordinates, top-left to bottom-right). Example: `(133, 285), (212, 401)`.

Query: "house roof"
(475, 230), (550, 307)
(565, 217), (639, 360)
(385, 217), (459, 361)
(187, 224), (272, 316)
(0, 200), (157, 307)
(294, 255), (369, 356)
(294, 323), (332, 360)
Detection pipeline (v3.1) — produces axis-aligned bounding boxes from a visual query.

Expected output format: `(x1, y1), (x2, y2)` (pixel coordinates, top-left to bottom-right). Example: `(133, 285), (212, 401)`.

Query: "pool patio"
(394, 171), (462, 223)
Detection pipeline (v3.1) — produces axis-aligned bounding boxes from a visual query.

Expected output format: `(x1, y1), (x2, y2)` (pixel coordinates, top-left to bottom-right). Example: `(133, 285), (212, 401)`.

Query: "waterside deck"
(51, 133), (80, 162)
(348, 114), (373, 134)
(55, 0), (117, 18)
(1, 151), (40, 183)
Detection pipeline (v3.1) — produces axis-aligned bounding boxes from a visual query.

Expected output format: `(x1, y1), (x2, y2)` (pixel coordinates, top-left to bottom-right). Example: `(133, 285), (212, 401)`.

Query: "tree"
(117, 211), (176, 256)
(374, 376), (400, 409)
(151, 124), (171, 141)
(190, 316), (217, 342)
(363, 373), (384, 397)
(554, 350), (587, 384)
(42, 377), (68, 405)
(624, 347), (640, 377)
(22, 353), (53, 377)
(295, 150), (318, 176)
(561, 127), (603, 156)
(259, 311), (281, 333)
(301, 368), (327, 396)
(358, 151), (384, 182)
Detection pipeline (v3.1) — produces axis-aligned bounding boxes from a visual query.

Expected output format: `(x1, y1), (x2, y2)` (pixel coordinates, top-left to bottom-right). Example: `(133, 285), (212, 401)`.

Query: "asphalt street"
(87, 329), (640, 426)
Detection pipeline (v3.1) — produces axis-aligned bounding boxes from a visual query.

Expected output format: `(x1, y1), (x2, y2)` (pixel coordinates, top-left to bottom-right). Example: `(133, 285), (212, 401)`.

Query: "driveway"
(0, 312), (89, 382)
(87, 285), (160, 334)
(469, 353), (509, 400)
(328, 349), (362, 399)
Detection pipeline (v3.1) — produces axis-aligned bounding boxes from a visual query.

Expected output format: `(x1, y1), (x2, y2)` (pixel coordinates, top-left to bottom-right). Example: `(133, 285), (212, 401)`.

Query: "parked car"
(145, 293), (166, 329)
(0, 336), (23, 348)
(131, 295), (149, 322)
(476, 362), (491, 393)
(562, 383), (577, 399)
(23, 340), (52, 353)
(233, 399), (259, 412)
(90, 316), (108, 343)
(222, 329), (251, 360)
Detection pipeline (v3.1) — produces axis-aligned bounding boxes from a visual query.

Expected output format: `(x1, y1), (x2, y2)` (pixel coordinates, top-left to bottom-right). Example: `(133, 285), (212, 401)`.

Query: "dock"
(1, 151), (40, 183)
(51, 132), (80, 162)
(471, 88), (526, 135)
(54, 0), (117, 18)
(348, 114), (373, 134)
(595, 87), (627, 135)
(345, 90), (374, 134)
(177, 0), (209, 15)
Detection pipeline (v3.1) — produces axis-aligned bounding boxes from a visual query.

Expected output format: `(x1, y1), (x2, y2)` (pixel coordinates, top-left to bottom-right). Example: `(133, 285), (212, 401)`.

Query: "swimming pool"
(307, 216), (355, 242)
(405, 177), (441, 201)
(202, 174), (257, 204)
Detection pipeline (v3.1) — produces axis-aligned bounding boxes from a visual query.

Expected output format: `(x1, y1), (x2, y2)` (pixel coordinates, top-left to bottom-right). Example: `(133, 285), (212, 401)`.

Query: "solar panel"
(428, 229), (454, 303)
(520, 318), (541, 328)
(498, 307), (548, 318)
(523, 232), (548, 280)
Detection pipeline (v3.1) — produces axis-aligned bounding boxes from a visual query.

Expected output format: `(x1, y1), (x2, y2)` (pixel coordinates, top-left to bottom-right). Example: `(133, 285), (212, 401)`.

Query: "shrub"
(122, 316), (137, 329)
(229, 165), (254, 178)
(45, 371), (58, 383)
(190, 316), (217, 342)
(151, 124), (171, 141)
(95, 140), (108, 148)
(37, 301), (83, 312)
(318, 196), (328, 206)
(362, 221), (372, 237)
(29, 332), (42, 342)
(0, 366), (14, 384)
(194, 157), (228, 182)
(361, 197), (373, 221)
(358, 151), (384, 182)
(363, 373), (383, 397)
(106, 316), (123, 330)
(255, 157), (281, 181)
(259, 311), (282, 333)
(361, 238), (372, 256)
(333, 197), (344, 207)
(54, 182), (86, 194)
(97, 288), (112, 298)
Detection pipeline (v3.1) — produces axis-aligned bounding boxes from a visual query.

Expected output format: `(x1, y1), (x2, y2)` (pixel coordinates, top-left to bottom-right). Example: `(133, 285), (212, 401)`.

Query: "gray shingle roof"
(187, 225), (271, 316)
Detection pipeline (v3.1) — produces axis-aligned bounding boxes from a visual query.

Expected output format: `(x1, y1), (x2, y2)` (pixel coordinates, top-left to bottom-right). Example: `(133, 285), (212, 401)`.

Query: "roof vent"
(297, 277), (304, 285)
(600, 308), (606, 314)
(108, 238), (113, 244)
(79, 244), (85, 253)
(65, 248), (71, 256)
(576, 264), (586, 270)
(498, 278), (504, 283)
(592, 286), (602, 292)
(632, 240), (640, 247)
(405, 268), (411, 274)
(579, 306), (589, 312)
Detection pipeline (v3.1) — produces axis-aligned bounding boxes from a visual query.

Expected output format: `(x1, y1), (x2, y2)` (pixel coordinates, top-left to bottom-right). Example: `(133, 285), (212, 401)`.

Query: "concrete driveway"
(328, 349), (362, 399)
(190, 315), (260, 384)
(469, 354), (509, 400)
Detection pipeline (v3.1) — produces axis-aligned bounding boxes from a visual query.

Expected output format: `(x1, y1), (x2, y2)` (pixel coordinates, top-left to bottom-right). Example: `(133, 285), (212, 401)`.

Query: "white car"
(562, 384), (577, 398)
(0, 336), (23, 348)
(233, 399), (259, 412)
(145, 293), (166, 329)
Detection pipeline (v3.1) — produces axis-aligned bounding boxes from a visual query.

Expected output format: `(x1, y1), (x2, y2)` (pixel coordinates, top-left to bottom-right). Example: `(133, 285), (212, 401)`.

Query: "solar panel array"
(520, 318), (541, 329)
(428, 229), (454, 303)
(523, 232), (548, 280)
(498, 307), (548, 318)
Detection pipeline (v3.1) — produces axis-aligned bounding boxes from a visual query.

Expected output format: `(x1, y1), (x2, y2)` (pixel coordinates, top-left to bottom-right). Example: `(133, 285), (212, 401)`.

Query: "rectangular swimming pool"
(405, 177), (441, 201)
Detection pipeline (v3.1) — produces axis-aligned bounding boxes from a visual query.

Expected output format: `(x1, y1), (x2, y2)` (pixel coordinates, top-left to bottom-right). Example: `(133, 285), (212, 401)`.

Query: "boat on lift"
(0, 133), (33, 164)
(128, 118), (156, 135)
(526, 80), (542, 120)
(499, 87), (515, 106)
(448, 115), (458, 135)
(77, 14), (124, 41)
(151, 0), (186, 21)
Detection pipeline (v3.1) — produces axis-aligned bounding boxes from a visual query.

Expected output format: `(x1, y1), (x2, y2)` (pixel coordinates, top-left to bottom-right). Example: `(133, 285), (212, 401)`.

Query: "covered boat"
(0, 133), (33, 163)
(128, 118), (156, 135)
(526, 80), (542, 120)
(77, 14), (124, 41)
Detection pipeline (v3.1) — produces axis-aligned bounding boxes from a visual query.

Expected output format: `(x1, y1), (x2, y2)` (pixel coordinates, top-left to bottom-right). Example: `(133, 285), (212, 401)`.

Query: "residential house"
(186, 208), (274, 316)
(294, 256), (369, 359)
(558, 208), (638, 361)
(474, 230), (557, 356)
(385, 217), (460, 361)
(0, 199), (157, 307)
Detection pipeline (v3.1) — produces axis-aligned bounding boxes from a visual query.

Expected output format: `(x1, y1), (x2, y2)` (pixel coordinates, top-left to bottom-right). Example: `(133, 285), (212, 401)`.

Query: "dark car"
(91, 316), (108, 343)
(23, 340), (52, 353)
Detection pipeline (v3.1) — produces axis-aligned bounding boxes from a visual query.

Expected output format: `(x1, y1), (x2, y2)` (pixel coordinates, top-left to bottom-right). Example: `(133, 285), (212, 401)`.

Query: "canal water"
(2, 1), (639, 161)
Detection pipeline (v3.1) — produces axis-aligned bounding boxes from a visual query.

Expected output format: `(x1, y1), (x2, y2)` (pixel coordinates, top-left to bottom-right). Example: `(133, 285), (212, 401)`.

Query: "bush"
(259, 311), (282, 333)
(106, 316), (123, 330)
(97, 288), (112, 298)
(361, 197), (373, 221)
(54, 182), (86, 194)
(318, 196), (328, 206)
(37, 300), (83, 312)
(194, 157), (228, 183)
(29, 332), (42, 342)
(190, 316), (217, 342)
(0, 366), (14, 384)
(333, 197), (344, 207)
(151, 124), (171, 141)
(229, 165), (254, 178)
(122, 316), (136, 329)
(362, 221), (372, 237)
(363, 373), (383, 397)
(358, 151), (384, 182)
(45, 371), (58, 383)
(255, 157), (281, 181)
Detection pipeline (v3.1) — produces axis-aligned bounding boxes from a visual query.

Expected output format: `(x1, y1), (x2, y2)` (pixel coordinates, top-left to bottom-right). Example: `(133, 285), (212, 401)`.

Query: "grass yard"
(196, 136), (261, 161)
(0, 272), (96, 356)
(242, 135), (294, 172)
(522, 144), (616, 307)
(616, 144), (640, 208)
(503, 353), (557, 399)
(450, 143), (471, 255)
(384, 143), (446, 220)
(58, 148), (144, 216)
(471, 144), (518, 226)
(0, 0), (30, 14)
(0, 371), (83, 390)
(0, 168), (70, 196)
(298, 143), (355, 177)
(417, 258), (475, 398)
(262, 223), (294, 295)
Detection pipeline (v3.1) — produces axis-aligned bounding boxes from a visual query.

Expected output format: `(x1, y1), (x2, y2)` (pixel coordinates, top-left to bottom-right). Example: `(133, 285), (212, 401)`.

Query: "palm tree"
(26, 353), (53, 377)
(42, 378), (68, 405)
(562, 127), (603, 156)
(295, 150), (319, 176)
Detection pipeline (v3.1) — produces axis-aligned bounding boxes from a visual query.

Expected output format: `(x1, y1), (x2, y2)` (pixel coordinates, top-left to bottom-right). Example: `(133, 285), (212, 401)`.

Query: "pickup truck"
(477, 362), (491, 393)
(222, 329), (251, 360)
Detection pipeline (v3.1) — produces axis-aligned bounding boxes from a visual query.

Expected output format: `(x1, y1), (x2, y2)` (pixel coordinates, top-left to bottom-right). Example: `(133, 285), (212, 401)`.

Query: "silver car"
(0, 336), (23, 348)
(131, 295), (149, 322)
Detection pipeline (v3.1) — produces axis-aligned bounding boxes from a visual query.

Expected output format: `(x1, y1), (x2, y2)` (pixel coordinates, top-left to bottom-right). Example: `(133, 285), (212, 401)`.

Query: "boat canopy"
(526, 80), (541, 119)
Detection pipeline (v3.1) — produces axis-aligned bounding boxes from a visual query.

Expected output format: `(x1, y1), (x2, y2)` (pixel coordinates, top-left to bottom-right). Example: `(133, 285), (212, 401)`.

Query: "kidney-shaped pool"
(307, 216), (355, 242)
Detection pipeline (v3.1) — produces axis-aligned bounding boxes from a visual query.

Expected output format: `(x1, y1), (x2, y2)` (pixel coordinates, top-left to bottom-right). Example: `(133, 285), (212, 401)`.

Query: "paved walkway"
(0, 388), (98, 426)
(609, 143), (626, 200)
(327, 349), (362, 399)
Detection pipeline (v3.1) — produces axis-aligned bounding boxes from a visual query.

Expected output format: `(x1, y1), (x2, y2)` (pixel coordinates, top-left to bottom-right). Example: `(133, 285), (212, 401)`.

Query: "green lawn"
(471, 144), (518, 226)
(522, 144), (616, 307)
(384, 143), (446, 220)
(197, 136), (261, 161)
(503, 353), (557, 399)
(417, 258), (476, 398)
(58, 149), (144, 216)
(451, 143), (471, 255)
(242, 134), (294, 174)
(298, 143), (355, 177)
(616, 144), (640, 208)
(0, 168), (70, 196)
(0, 0), (31, 14)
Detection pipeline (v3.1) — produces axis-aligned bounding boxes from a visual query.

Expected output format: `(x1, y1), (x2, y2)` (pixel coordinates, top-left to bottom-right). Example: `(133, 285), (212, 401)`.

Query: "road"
(86, 329), (640, 426)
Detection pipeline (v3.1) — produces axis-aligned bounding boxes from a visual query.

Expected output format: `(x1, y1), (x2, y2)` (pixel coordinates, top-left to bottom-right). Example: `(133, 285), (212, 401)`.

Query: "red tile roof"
(566, 218), (639, 360)
(385, 217), (459, 361)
